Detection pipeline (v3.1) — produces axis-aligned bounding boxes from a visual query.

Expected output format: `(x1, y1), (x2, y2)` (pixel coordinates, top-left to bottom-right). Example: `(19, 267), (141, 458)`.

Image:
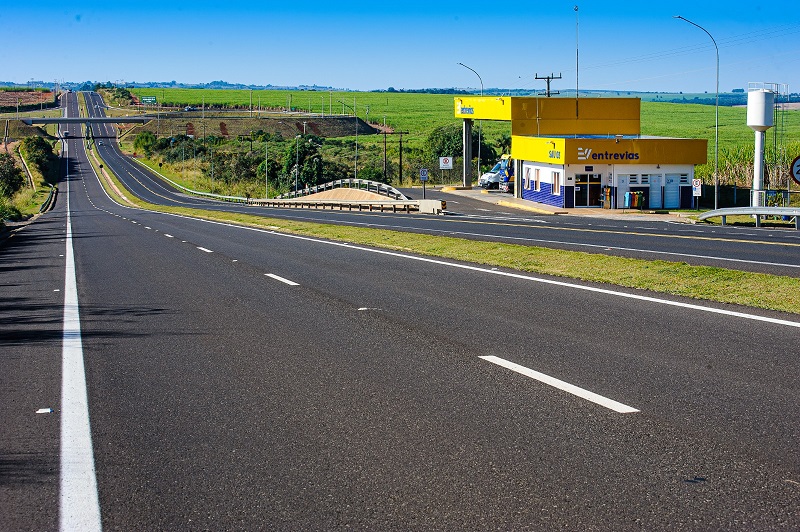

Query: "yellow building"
(455, 96), (707, 209)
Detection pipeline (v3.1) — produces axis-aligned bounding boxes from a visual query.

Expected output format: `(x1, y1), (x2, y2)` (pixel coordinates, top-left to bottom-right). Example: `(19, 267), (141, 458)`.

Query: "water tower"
(747, 86), (775, 207)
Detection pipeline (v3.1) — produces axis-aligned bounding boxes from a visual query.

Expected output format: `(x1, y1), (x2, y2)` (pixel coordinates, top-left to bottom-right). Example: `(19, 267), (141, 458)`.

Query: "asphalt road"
(2, 92), (799, 529)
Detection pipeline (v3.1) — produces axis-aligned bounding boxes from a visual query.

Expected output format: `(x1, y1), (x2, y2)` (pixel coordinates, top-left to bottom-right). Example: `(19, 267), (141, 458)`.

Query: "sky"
(4, 1), (800, 94)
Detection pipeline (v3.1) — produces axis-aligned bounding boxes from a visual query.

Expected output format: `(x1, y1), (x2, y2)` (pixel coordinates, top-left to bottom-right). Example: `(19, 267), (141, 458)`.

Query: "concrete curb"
(496, 200), (567, 215)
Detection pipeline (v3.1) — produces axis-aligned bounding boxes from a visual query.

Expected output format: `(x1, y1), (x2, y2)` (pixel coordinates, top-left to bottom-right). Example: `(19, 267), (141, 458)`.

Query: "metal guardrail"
(277, 179), (408, 201)
(248, 198), (422, 213)
(39, 185), (57, 213)
(698, 207), (800, 229)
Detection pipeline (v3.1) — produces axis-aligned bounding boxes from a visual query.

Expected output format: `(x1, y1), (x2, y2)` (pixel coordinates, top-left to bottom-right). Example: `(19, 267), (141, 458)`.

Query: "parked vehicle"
(478, 155), (513, 189)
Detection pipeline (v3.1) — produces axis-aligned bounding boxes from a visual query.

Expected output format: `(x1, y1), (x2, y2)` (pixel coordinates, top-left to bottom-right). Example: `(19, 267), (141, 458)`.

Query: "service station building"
(455, 97), (708, 209)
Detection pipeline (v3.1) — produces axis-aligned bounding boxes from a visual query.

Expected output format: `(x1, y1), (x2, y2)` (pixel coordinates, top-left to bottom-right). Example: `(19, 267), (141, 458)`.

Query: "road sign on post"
(420, 168), (429, 199)
(692, 179), (702, 197)
(439, 157), (453, 170)
(141, 96), (157, 105)
(791, 155), (800, 186)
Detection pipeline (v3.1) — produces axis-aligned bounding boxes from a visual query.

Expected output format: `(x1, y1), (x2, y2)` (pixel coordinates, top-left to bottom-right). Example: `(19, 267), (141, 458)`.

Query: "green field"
(131, 88), (800, 155)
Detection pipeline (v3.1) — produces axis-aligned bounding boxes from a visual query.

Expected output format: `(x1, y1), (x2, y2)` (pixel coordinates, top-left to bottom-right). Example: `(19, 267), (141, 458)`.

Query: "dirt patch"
(127, 116), (378, 140)
(0, 90), (51, 107)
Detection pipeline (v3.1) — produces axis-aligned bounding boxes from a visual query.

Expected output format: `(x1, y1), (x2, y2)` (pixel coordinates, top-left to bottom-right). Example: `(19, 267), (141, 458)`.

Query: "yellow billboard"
(454, 97), (512, 120)
(511, 136), (708, 165)
(512, 136), (566, 164)
(563, 138), (707, 165)
(455, 96), (641, 136)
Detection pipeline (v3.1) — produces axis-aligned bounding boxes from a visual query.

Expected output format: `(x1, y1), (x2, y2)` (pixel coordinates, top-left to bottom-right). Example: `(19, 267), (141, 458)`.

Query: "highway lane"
(78, 91), (800, 278)
(49, 98), (800, 527)
(4, 92), (800, 528)
(0, 100), (75, 531)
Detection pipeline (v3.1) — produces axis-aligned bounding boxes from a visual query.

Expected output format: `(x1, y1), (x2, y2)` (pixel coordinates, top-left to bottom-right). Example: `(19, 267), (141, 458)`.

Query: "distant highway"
(1, 91), (799, 529)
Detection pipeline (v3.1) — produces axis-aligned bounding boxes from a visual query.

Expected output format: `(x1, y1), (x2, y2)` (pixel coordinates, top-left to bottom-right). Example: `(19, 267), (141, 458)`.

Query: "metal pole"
(675, 15), (719, 210)
(575, 5), (579, 117)
(399, 133), (404, 184)
(354, 97), (358, 179)
(458, 62), (483, 182)
(264, 137), (269, 199)
(295, 134), (300, 193)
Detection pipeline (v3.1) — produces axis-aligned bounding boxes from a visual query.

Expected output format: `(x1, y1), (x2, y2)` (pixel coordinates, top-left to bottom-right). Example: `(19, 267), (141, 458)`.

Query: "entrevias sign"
(578, 147), (640, 161)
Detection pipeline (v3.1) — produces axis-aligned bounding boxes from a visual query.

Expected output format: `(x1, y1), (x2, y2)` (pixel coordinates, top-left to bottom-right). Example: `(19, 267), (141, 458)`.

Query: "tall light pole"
(295, 134), (301, 194)
(354, 97), (358, 179)
(458, 62), (483, 182)
(574, 5), (579, 116)
(265, 137), (269, 198)
(675, 15), (719, 210)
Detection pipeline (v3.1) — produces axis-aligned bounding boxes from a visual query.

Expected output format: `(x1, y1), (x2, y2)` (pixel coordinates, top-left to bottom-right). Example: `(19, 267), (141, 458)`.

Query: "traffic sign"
(141, 96), (157, 105)
(692, 178), (702, 197)
(420, 168), (429, 182)
(791, 155), (800, 186)
(439, 157), (453, 170)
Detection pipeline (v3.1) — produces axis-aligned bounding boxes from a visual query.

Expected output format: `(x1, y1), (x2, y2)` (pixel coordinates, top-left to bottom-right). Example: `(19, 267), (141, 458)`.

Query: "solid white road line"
(265, 273), (300, 286)
(480, 356), (640, 414)
(61, 180), (102, 531)
(197, 247), (213, 253)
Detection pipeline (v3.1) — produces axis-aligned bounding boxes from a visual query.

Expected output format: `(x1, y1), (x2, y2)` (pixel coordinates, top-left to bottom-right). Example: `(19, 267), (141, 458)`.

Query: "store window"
(535, 169), (541, 191)
(629, 175), (639, 184)
(524, 168), (531, 190)
(679, 174), (689, 184)
(552, 171), (561, 195)
(641, 174), (650, 184)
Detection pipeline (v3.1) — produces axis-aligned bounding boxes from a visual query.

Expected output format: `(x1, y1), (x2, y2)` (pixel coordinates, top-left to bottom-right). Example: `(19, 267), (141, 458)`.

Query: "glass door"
(574, 174), (603, 207)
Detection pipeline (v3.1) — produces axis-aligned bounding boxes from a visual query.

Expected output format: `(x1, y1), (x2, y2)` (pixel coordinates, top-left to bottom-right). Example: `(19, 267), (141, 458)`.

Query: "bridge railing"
(277, 179), (408, 201)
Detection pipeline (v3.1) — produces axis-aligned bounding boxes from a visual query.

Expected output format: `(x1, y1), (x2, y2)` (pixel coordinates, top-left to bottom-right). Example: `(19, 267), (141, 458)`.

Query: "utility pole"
(535, 73), (562, 97)
(381, 131), (409, 183)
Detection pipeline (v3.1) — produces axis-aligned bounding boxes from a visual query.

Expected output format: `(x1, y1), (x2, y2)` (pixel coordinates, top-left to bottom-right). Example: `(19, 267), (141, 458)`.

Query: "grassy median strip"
(87, 151), (800, 315)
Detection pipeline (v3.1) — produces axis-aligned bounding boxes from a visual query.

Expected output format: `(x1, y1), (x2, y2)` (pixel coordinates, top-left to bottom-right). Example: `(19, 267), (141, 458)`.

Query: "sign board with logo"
(439, 157), (453, 170)
(512, 136), (707, 166)
(419, 168), (429, 182)
(692, 179), (702, 197)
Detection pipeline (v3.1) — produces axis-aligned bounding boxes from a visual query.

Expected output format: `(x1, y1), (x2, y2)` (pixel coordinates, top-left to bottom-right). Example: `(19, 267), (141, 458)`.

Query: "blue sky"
(4, 1), (799, 93)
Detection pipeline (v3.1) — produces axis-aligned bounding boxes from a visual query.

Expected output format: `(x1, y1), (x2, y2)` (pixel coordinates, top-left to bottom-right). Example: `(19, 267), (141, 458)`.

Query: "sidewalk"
(440, 186), (698, 223)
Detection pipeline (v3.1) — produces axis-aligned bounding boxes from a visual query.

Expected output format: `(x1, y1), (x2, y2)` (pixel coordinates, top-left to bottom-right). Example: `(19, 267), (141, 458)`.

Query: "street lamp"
(458, 62), (483, 183)
(265, 137), (269, 198)
(295, 134), (301, 194)
(674, 15), (719, 210)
